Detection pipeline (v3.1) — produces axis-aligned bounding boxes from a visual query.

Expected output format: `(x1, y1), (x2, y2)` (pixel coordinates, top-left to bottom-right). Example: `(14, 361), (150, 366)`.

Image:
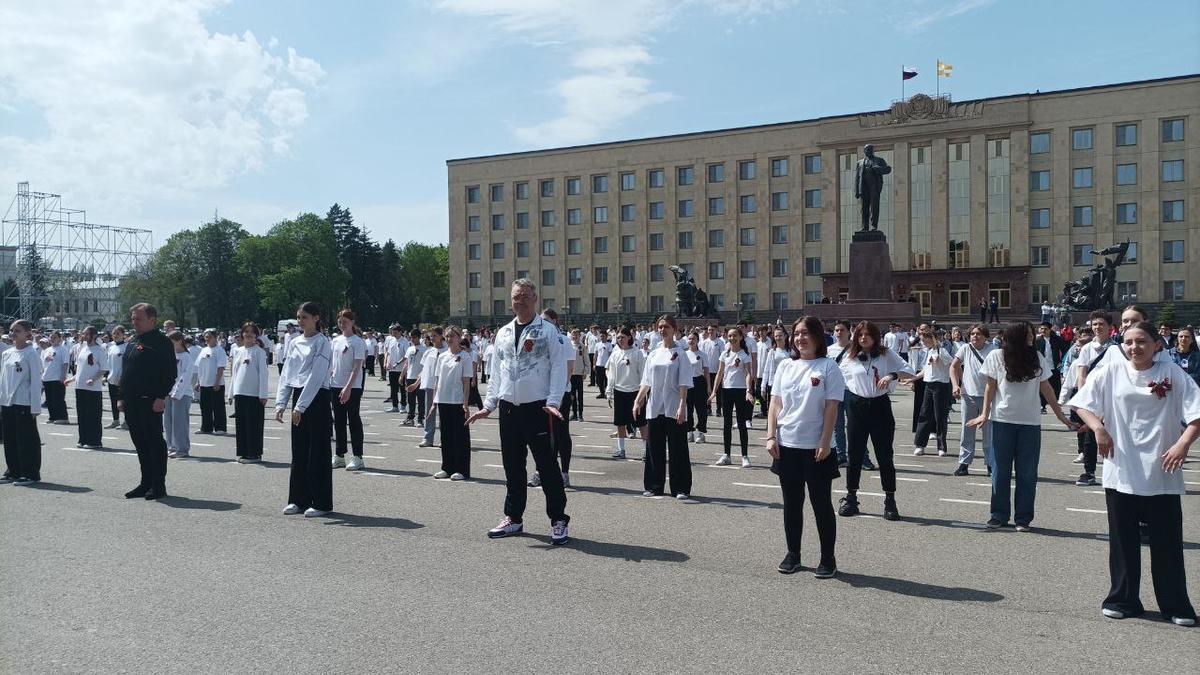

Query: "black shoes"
(813, 559), (837, 579)
(837, 496), (860, 517)
(986, 519), (1005, 529)
(777, 552), (802, 574)
(1075, 473), (1098, 486)
(124, 485), (149, 499)
(882, 496), (900, 521)
(953, 464), (970, 476)
(144, 486), (167, 500)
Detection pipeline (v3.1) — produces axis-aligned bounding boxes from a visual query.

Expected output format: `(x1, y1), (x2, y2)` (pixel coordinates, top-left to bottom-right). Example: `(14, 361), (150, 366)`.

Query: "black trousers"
(438, 403), (471, 477)
(75, 389), (103, 446)
(388, 371), (402, 406)
(645, 415), (691, 496)
(594, 367), (608, 398)
(126, 396), (167, 489)
(913, 381), (951, 452)
(845, 391), (897, 493)
(332, 387), (364, 457)
(288, 388), (333, 511)
(398, 371), (409, 409)
(1104, 489), (1196, 620)
(1039, 370), (1062, 408)
(758, 383), (770, 417)
(1075, 416), (1099, 475)
(588, 354), (596, 385)
(715, 383), (724, 414)
(468, 379), (483, 409)
(777, 445), (837, 562)
(364, 354), (376, 377)
(570, 375), (584, 418)
(552, 393), (572, 474)
(722, 387), (751, 456)
(2, 405), (41, 480)
(687, 375), (708, 433)
(43, 380), (68, 421)
(910, 379), (925, 431)
(233, 395), (264, 458)
(498, 400), (568, 524)
(989, 308), (1000, 323)
(107, 384), (122, 422)
(404, 378), (425, 423)
(198, 386), (227, 432)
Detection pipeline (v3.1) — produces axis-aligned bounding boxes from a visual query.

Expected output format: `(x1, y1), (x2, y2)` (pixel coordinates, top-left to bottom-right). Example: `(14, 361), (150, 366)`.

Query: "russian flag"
(902, 67), (918, 80)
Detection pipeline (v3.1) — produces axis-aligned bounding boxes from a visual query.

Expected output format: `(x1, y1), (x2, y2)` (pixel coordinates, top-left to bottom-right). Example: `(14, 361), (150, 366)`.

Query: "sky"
(1, 0), (1198, 249)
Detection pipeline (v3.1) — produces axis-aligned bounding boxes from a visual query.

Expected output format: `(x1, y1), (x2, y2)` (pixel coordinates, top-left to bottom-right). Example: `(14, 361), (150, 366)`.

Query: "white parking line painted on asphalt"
(968, 482), (1014, 488)
(103, 436), (119, 440)
(360, 471), (398, 478)
(939, 498), (989, 505)
(576, 444), (611, 449)
(834, 489), (885, 497)
(49, 432), (72, 437)
(65, 447), (135, 456)
(1186, 481), (1200, 485)
(568, 469), (605, 475)
(362, 455), (387, 460)
(1066, 508), (1106, 514)
(870, 476), (928, 482)
(732, 482), (779, 489)
(892, 463), (924, 468)
(264, 436), (281, 440)
(415, 459), (439, 464)
(364, 432), (380, 435)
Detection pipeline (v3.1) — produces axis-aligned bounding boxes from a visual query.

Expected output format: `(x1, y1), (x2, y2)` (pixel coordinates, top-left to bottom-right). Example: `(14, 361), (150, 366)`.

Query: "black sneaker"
(862, 461), (877, 471)
(0, 474), (14, 484)
(813, 559), (837, 579)
(987, 465), (992, 477)
(953, 464), (970, 476)
(838, 496), (860, 517)
(777, 552), (802, 574)
(124, 485), (149, 499)
(882, 496), (900, 521)
(1076, 473), (1097, 486)
(837, 459), (848, 469)
(986, 519), (1004, 529)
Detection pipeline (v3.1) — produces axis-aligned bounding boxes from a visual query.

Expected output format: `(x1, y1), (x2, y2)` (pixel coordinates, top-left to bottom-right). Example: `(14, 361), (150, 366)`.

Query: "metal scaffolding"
(1, 182), (154, 324)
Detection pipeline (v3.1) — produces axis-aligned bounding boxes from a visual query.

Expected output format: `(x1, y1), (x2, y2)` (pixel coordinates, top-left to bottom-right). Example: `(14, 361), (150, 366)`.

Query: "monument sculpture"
(668, 265), (717, 318)
(854, 143), (891, 232)
(1062, 241), (1130, 311)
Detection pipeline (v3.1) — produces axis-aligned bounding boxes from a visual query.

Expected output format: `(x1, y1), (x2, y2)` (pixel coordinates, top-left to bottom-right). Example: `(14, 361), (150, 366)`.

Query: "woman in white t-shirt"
(432, 326), (473, 480)
(632, 315), (693, 499)
(759, 326), (790, 429)
(71, 326), (109, 449)
(594, 332), (612, 399)
(1070, 321), (1198, 626)
(606, 328), (646, 459)
(230, 322), (269, 463)
(968, 321), (1075, 531)
(767, 317), (845, 578)
(910, 330), (955, 457)
(708, 327), (755, 467)
(684, 331), (711, 445)
(165, 332), (195, 458)
(949, 324), (997, 476)
(330, 310), (367, 471)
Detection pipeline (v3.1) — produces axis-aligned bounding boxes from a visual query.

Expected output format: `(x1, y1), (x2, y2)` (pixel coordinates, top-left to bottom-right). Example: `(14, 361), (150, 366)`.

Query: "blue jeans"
(990, 421), (1041, 525)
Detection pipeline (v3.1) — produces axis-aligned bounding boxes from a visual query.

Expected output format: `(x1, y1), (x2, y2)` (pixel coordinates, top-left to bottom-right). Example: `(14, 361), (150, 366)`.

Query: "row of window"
(1042, 160), (1186, 191)
(1032, 118), (1186, 154)
(468, 256), (822, 290)
(467, 290), (796, 317)
(1030, 280), (1185, 304)
(1028, 239), (1185, 268)
(1027, 199), (1186, 228)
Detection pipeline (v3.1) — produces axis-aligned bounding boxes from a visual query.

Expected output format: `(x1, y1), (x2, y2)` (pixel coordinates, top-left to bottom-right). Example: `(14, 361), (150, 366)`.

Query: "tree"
(18, 244), (49, 319)
(236, 213), (348, 322)
(327, 203), (383, 327)
(191, 219), (255, 328)
(396, 242), (449, 325)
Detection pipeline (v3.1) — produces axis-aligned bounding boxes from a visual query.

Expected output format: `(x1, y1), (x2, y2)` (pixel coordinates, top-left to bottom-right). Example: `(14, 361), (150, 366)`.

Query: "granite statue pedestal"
(803, 230), (919, 324)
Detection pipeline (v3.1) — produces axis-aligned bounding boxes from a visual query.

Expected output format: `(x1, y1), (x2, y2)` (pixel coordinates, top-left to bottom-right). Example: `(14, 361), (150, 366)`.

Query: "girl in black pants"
(684, 332), (710, 443)
(1, 320), (44, 485)
(72, 327), (107, 449)
(433, 326), (473, 480)
(275, 302), (334, 518)
(569, 328), (587, 420)
(633, 315), (694, 499)
(768, 316), (845, 577)
(911, 330), (955, 456)
(708, 327), (755, 467)
(231, 322), (268, 462)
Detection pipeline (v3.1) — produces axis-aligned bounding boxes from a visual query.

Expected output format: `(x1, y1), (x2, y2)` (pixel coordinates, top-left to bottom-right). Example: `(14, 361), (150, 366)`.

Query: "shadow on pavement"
(322, 513), (424, 530)
(524, 534), (689, 563)
(182, 455), (289, 469)
(156, 496), (242, 511)
(898, 514), (1200, 550)
(23, 482), (93, 494)
(569, 483), (779, 510)
(834, 572), (1003, 602)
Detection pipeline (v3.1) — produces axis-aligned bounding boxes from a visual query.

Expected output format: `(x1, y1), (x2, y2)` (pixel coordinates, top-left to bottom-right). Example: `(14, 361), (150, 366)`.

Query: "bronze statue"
(854, 144), (891, 232)
(669, 265), (717, 318)
(1062, 241), (1129, 311)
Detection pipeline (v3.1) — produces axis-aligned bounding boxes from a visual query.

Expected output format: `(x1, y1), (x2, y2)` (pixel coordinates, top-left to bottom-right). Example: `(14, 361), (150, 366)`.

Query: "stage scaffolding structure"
(1, 182), (154, 324)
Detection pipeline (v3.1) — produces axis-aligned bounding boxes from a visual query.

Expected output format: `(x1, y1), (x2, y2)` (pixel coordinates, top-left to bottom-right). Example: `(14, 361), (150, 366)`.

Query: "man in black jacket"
(119, 303), (177, 500)
(1035, 321), (1068, 412)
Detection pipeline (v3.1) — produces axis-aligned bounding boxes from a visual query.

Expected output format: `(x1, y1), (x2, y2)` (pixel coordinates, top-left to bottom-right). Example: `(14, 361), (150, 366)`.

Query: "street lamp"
(614, 302), (623, 327)
(734, 301), (744, 324)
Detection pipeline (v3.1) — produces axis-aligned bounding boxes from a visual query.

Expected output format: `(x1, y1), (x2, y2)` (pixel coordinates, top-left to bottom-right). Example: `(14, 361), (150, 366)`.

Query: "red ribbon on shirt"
(1149, 378), (1171, 399)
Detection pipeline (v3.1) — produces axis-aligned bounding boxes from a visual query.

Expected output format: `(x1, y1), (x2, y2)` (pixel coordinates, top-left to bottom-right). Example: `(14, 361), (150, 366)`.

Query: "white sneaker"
(331, 455), (346, 468)
(387, 406), (399, 413)
(687, 431), (695, 442)
(715, 455), (731, 466)
(1171, 616), (1196, 627)
(450, 472), (466, 481)
(550, 519), (569, 545)
(741, 456), (751, 468)
(611, 448), (626, 459)
(487, 516), (523, 538)
(418, 440), (433, 448)
(696, 432), (705, 443)
(1072, 453), (1085, 464)
(746, 420), (754, 429)
(433, 470), (450, 479)
(346, 456), (365, 471)
(1102, 608), (1125, 620)
(937, 449), (948, 457)
(303, 508), (330, 518)
(913, 447), (926, 456)
(282, 503), (302, 515)
(676, 493), (689, 500)
(609, 430), (619, 438)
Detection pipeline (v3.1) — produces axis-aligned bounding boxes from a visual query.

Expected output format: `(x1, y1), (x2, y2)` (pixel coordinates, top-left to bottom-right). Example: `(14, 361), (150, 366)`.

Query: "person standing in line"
(119, 304), (177, 500)
(1070, 321), (1198, 626)
(949, 324), (996, 477)
(432, 326), (473, 481)
(827, 320), (872, 469)
(968, 321), (1075, 531)
(910, 330), (954, 457)
(837, 321), (916, 521)
(608, 328), (647, 459)
(739, 321), (759, 429)
(1, 320), (43, 486)
(330, 309), (367, 472)
(755, 327), (774, 418)
(988, 296), (1000, 324)
(230, 322), (269, 463)
(586, 325), (600, 387)
(978, 299), (987, 324)
(768, 316), (844, 578)
(41, 332), (70, 424)
(1035, 322), (1067, 414)
(905, 323), (929, 432)
(273, 335), (286, 374)
(104, 326), (128, 430)
(466, 279), (570, 545)
(363, 330), (377, 379)
(633, 315), (693, 499)
(1071, 311), (1117, 481)
(165, 332), (195, 459)
(759, 326), (789, 431)
(384, 325), (405, 413)
(195, 330), (227, 435)
(708, 326), (755, 467)
(409, 327), (445, 448)
(276, 302), (334, 518)
(71, 327), (108, 450)
(463, 332), (485, 411)
(1168, 326), (1200, 385)
(593, 331), (612, 399)
(568, 328), (588, 421)
(527, 310), (574, 488)
(400, 329), (425, 425)
(684, 331), (710, 445)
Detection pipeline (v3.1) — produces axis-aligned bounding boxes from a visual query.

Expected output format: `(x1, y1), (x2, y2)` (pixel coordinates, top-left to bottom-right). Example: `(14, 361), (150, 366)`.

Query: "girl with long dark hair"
(708, 326), (755, 467)
(910, 329), (955, 456)
(72, 326), (108, 449)
(165, 331), (194, 459)
(330, 309), (367, 471)
(433, 326), (473, 480)
(230, 322), (268, 463)
(1168, 326), (1199, 386)
(633, 315), (693, 499)
(606, 328), (646, 460)
(276, 302), (334, 518)
(684, 331), (710, 444)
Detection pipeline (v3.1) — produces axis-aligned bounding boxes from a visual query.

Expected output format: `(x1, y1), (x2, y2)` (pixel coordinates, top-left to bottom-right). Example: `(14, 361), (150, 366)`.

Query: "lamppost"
(734, 301), (744, 325)
(614, 302), (624, 327)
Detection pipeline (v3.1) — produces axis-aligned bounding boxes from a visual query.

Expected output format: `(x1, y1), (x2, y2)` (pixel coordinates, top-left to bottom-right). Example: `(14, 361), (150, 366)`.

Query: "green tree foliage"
(236, 213), (347, 322)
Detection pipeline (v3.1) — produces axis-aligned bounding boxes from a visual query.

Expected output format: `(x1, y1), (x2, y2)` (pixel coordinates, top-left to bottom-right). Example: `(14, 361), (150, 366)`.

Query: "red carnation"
(523, 338), (534, 353)
(811, 376), (822, 387)
(1149, 378), (1172, 399)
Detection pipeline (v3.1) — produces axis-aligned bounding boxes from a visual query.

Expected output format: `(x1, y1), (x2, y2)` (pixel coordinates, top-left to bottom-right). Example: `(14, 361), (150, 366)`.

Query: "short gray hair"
(511, 278), (537, 295)
(129, 302), (158, 319)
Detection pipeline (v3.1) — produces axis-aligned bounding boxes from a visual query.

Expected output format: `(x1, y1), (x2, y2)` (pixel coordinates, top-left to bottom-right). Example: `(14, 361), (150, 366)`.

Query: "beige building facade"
(448, 75), (1199, 323)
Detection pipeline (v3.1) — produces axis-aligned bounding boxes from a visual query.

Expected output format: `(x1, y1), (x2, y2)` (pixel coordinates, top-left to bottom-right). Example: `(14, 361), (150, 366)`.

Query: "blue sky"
(2, 0), (1198, 248)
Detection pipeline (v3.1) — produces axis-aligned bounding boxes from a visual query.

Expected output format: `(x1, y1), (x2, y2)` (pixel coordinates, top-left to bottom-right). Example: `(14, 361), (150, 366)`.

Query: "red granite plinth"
(800, 302), (921, 326)
(849, 232), (893, 302)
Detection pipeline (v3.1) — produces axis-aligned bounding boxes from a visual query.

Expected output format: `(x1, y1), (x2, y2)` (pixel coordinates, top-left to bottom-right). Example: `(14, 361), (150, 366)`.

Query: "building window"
(803, 154), (822, 174)
(1030, 246), (1050, 267)
(650, 295), (664, 312)
(541, 210), (556, 227)
(804, 291), (821, 305)
(709, 294), (725, 310)
(621, 265), (635, 283)
(678, 199), (694, 217)
(466, 185), (480, 203)
(709, 261), (725, 279)
(1125, 242), (1138, 263)
(707, 163), (724, 183)
(1072, 167), (1093, 188)
(567, 238), (581, 255)
(771, 224), (788, 244)
(650, 264), (665, 281)
(594, 236), (608, 253)
(594, 267), (608, 284)
(1115, 124), (1137, 147)
(708, 197), (725, 215)
(988, 283), (1011, 309)
(1162, 118), (1185, 142)
(467, 215), (480, 232)
(567, 177), (581, 195)
(568, 268), (582, 285)
(739, 293), (756, 311)
(739, 260), (756, 279)
(593, 206), (608, 224)
(1115, 163), (1137, 186)
(621, 296), (636, 312)
(770, 158), (788, 177)
(1072, 206), (1093, 227)
(738, 160), (756, 180)
(620, 204), (635, 222)
(468, 272), (481, 288)
(1030, 170), (1050, 191)
(739, 194), (756, 214)
(1030, 208), (1050, 229)
(621, 234), (636, 252)
(1117, 202), (1137, 224)
(1163, 280), (1185, 301)
(770, 191), (789, 211)
(516, 212), (530, 229)
(468, 300), (480, 316)
(492, 299), (506, 316)
(515, 182), (529, 200)
(771, 258), (788, 277)
(517, 241), (530, 258)
(677, 166), (694, 186)
(1072, 244), (1093, 266)
(468, 244), (480, 260)
(620, 172), (635, 191)
(1029, 132), (1050, 154)
(1162, 159), (1184, 183)
(708, 229), (725, 248)
(804, 257), (821, 276)
(1162, 200), (1185, 222)
(649, 201), (664, 220)
(1072, 128), (1093, 150)
(490, 184), (504, 202)
(804, 222), (821, 242)
(649, 233), (664, 250)
(592, 175), (608, 194)
(1030, 284), (1050, 304)
(1163, 240), (1185, 263)
(491, 213), (505, 230)
(492, 242), (505, 259)
(804, 189), (822, 208)
(771, 292), (789, 310)
(1116, 281), (1137, 301)
(492, 271), (506, 288)
(567, 208), (581, 225)
(648, 169), (665, 188)
(541, 240), (556, 256)
(541, 269), (555, 287)
(739, 227), (756, 247)
(678, 231), (693, 250)
(540, 179), (554, 197)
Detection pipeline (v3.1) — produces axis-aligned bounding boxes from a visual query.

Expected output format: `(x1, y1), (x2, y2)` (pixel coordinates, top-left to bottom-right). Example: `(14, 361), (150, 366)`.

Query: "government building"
(447, 75), (1198, 325)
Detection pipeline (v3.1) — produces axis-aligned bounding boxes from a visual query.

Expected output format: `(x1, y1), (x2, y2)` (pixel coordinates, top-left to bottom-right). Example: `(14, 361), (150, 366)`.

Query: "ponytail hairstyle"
(337, 308), (360, 335)
(298, 301), (325, 333)
(1000, 321), (1040, 382)
(724, 326), (748, 355)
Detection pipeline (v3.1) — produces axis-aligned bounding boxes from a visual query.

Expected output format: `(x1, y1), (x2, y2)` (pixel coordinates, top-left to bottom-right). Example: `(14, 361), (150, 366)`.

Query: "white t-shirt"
(979, 349), (1051, 426)
(106, 341), (128, 386)
(330, 334), (367, 389)
(1070, 360), (1199, 496)
(838, 349), (911, 399)
(772, 357), (846, 449)
(955, 342), (996, 397)
(595, 341), (613, 368)
(74, 343), (109, 392)
(915, 345), (955, 384)
(230, 345), (269, 398)
(433, 350), (472, 405)
(419, 345), (445, 389)
(639, 344), (692, 418)
(1096, 341), (1171, 369)
(720, 349), (754, 389)
(404, 343), (425, 379)
(686, 349), (707, 378)
(606, 347), (645, 394)
(196, 345), (226, 387)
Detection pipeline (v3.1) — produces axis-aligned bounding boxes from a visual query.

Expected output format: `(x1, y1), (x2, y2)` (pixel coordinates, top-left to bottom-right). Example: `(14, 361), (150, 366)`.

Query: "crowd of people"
(0, 288), (1196, 626)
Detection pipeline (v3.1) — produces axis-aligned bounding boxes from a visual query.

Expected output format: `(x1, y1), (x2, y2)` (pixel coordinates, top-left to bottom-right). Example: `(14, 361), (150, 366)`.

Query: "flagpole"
(901, 64), (905, 100)
(936, 59), (940, 98)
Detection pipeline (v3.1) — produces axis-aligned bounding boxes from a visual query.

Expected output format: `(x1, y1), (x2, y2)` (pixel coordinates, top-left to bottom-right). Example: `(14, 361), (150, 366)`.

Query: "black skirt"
(612, 389), (646, 428)
(771, 444), (842, 480)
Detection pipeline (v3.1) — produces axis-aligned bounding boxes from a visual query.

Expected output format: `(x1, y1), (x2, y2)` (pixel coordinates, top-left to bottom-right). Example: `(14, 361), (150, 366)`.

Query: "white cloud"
(0, 0), (323, 216)
(897, 0), (998, 33)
